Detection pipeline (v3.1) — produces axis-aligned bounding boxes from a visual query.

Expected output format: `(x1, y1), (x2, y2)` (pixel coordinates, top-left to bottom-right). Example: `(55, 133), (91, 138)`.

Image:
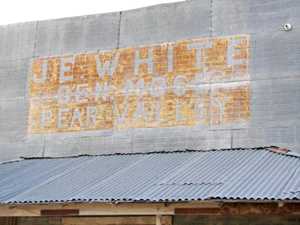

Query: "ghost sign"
(28, 35), (250, 134)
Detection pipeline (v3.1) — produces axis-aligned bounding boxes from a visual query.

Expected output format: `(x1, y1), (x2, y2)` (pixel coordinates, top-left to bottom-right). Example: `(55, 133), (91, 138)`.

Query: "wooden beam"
(1, 202), (300, 217)
(63, 216), (156, 225)
(0, 202), (220, 217)
(40, 209), (79, 216)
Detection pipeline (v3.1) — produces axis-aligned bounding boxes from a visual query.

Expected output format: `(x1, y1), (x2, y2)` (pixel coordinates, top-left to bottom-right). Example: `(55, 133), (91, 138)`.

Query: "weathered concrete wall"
(0, 0), (299, 161)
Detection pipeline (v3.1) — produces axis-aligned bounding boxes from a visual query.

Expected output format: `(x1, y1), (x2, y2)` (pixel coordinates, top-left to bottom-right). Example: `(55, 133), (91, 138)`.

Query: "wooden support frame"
(0, 202), (220, 217)
(1, 201), (300, 217)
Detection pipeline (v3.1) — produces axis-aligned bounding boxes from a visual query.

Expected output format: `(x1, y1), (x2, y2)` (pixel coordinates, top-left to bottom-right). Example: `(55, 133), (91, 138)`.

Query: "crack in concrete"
(116, 11), (122, 49)
(210, 0), (213, 37)
(32, 21), (39, 58)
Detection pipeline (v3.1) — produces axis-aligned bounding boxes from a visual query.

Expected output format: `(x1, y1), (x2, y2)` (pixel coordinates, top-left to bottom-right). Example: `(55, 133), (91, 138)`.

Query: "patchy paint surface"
(28, 35), (250, 134)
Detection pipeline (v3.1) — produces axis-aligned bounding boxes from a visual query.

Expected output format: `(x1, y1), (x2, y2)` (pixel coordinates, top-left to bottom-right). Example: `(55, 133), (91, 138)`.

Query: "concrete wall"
(0, 0), (299, 161)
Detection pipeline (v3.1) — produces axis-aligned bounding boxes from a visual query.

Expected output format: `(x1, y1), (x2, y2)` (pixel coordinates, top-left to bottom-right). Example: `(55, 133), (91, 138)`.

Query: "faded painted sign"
(28, 35), (250, 134)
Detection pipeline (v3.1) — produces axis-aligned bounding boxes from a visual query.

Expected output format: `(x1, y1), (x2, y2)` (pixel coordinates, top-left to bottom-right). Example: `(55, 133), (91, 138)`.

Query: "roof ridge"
(2, 146), (299, 164)
(14, 146), (276, 161)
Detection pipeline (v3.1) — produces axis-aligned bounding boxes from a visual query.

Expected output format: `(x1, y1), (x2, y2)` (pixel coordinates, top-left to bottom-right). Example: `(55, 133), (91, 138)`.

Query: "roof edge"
(19, 146), (275, 161)
(1, 146), (298, 165)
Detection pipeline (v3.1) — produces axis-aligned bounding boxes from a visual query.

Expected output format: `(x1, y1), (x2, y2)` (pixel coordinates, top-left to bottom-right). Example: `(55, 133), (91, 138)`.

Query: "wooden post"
(156, 215), (162, 225)
(157, 215), (172, 225)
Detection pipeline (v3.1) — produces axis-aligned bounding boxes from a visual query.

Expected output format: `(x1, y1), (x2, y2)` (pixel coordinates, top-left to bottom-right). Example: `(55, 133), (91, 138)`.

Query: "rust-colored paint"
(28, 35), (250, 134)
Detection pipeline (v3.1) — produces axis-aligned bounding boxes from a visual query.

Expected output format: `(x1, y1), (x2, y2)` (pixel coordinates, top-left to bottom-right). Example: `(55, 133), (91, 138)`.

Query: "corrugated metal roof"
(0, 146), (300, 204)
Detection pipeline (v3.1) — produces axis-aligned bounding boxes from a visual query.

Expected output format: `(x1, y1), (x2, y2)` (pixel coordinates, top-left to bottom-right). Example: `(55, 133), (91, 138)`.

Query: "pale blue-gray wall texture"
(0, 0), (299, 161)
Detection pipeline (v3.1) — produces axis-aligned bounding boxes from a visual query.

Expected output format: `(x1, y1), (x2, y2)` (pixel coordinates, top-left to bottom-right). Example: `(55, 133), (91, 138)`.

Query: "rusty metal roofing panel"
(0, 147), (300, 204)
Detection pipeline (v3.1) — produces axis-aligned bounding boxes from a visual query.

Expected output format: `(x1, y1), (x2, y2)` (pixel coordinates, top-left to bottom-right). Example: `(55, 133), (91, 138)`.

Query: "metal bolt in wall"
(282, 23), (293, 31)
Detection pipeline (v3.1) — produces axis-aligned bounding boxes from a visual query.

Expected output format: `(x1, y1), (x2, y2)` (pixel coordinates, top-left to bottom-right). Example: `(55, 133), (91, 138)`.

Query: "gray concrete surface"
(0, 0), (299, 162)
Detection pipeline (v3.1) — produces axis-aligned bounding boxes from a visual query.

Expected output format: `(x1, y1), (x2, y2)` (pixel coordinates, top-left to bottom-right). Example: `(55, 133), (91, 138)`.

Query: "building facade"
(0, 0), (299, 162)
(0, 0), (300, 224)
